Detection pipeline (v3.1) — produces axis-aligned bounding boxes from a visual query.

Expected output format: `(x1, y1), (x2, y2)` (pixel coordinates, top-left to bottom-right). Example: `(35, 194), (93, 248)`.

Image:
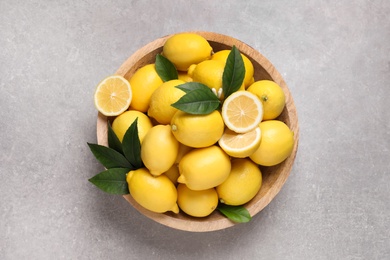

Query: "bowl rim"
(96, 31), (299, 232)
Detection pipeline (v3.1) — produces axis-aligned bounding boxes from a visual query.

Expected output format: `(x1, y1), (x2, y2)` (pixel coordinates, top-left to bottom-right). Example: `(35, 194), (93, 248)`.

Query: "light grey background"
(1, 0), (389, 259)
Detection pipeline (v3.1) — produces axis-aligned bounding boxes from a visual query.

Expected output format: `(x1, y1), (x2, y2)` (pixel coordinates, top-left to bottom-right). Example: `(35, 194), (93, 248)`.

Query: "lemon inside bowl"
(96, 31), (299, 232)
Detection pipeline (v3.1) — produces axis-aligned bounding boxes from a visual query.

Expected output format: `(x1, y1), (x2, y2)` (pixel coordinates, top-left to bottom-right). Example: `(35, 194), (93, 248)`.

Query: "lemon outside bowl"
(96, 31), (299, 232)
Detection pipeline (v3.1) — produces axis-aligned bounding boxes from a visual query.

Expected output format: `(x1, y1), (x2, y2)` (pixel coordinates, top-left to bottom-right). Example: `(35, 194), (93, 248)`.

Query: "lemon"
(247, 80), (286, 120)
(94, 75), (132, 116)
(111, 110), (153, 143)
(211, 50), (255, 88)
(127, 168), (179, 213)
(221, 91), (263, 133)
(250, 120), (294, 166)
(171, 110), (224, 148)
(164, 164), (180, 185)
(141, 125), (179, 176)
(127, 64), (163, 112)
(178, 71), (193, 82)
(188, 60), (246, 96)
(147, 79), (186, 124)
(163, 33), (213, 71)
(177, 184), (218, 217)
(177, 145), (231, 190)
(216, 158), (262, 206)
(218, 127), (261, 158)
(188, 60), (225, 92)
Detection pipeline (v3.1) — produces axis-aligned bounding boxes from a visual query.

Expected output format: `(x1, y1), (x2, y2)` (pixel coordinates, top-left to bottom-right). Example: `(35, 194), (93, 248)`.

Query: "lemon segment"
(127, 64), (163, 112)
(177, 184), (218, 217)
(163, 33), (213, 71)
(247, 80), (286, 120)
(218, 127), (261, 158)
(249, 120), (294, 166)
(178, 145), (231, 190)
(111, 110), (153, 143)
(216, 158), (262, 206)
(147, 79), (186, 124)
(221, 91), (263, 133)
(94, 75), (132, 116)
(127, 168), (179, 214)
(141, 125), (179, 176)
(171, 110), (224, 148)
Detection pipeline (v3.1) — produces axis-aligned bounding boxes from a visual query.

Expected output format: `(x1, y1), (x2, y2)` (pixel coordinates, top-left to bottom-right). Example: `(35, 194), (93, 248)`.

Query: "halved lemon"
(221, 91), (263, 133)
(218, 127), (261, 158)
(94, 75), (132, 116)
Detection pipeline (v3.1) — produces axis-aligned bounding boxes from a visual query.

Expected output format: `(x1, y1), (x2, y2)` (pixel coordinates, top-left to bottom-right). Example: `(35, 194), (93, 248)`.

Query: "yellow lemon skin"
(247, 80), (286, 120)
(211, 50), (254, 88)
(250, 120), (294, 166)
(147, 79), (186, 124)
(216, 158), (262, 206)
(175, 143), (193, 164)
(177, 184), (218, 217)
(189, 60), (225, 91)
(163, 33), (213, 71)
(127, 64), (163, 112)
(111, 110), (153, 143)
(163, 164), (180, 185)
(141, 125), (179, 176)
(178, 71), (193, 82)
(177, 145), (231, 190)
(127, 168), (179, 214)
(171, 110), (224, 148)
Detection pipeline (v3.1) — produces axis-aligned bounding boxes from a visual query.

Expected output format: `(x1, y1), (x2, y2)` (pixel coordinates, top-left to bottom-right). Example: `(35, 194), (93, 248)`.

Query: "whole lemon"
(216, 158), (262, 206)
(250, 120), (294, 166)
(211, 50), (255, 88)
(127, 168), (179, 214)
(163, 33), (213, 71)
(177, 145), (231, 190)
(141, 125), (179, 176)
(111, 110), (153, 143)
(247, 80), (286, 120)
(147, 79), (186, 124)
(188, 60), (225, 92)
(127, 64), (163, 112)
(171, 110), (224, 148)
(177, 184), (218, 217)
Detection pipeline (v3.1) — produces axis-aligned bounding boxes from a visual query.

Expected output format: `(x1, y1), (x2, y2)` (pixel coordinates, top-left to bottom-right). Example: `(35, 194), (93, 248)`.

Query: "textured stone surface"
(1, 1), (389, 259)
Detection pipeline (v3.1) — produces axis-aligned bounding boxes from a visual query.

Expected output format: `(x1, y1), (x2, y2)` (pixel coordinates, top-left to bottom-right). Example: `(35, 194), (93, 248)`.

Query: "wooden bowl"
(96, 31), (299, 232)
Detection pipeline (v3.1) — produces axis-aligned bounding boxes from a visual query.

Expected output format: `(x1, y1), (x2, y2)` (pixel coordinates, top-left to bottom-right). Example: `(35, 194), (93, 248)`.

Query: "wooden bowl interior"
(96, 31), (299, 232)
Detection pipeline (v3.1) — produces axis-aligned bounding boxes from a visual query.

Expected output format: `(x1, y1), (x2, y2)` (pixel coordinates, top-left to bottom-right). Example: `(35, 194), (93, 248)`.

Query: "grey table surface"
(1, 0), (389, 259)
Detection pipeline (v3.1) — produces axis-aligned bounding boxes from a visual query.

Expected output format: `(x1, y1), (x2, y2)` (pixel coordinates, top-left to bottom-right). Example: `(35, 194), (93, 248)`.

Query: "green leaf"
(175, 81), (207, 93)
(107, 121), (123, 154)
(88, 168), (130, 194)
(222, 45), (246, 98)
(87, 143), (133, 169)
(122, 118), (143, 169)
(217, 204), (252, 223)
(171, 83), (221, 114)
(155, 54), (178, 82)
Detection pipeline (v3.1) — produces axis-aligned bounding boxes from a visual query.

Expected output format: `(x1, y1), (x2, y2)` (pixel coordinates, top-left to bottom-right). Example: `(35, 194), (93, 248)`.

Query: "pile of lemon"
(94, 33), (294, 218)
